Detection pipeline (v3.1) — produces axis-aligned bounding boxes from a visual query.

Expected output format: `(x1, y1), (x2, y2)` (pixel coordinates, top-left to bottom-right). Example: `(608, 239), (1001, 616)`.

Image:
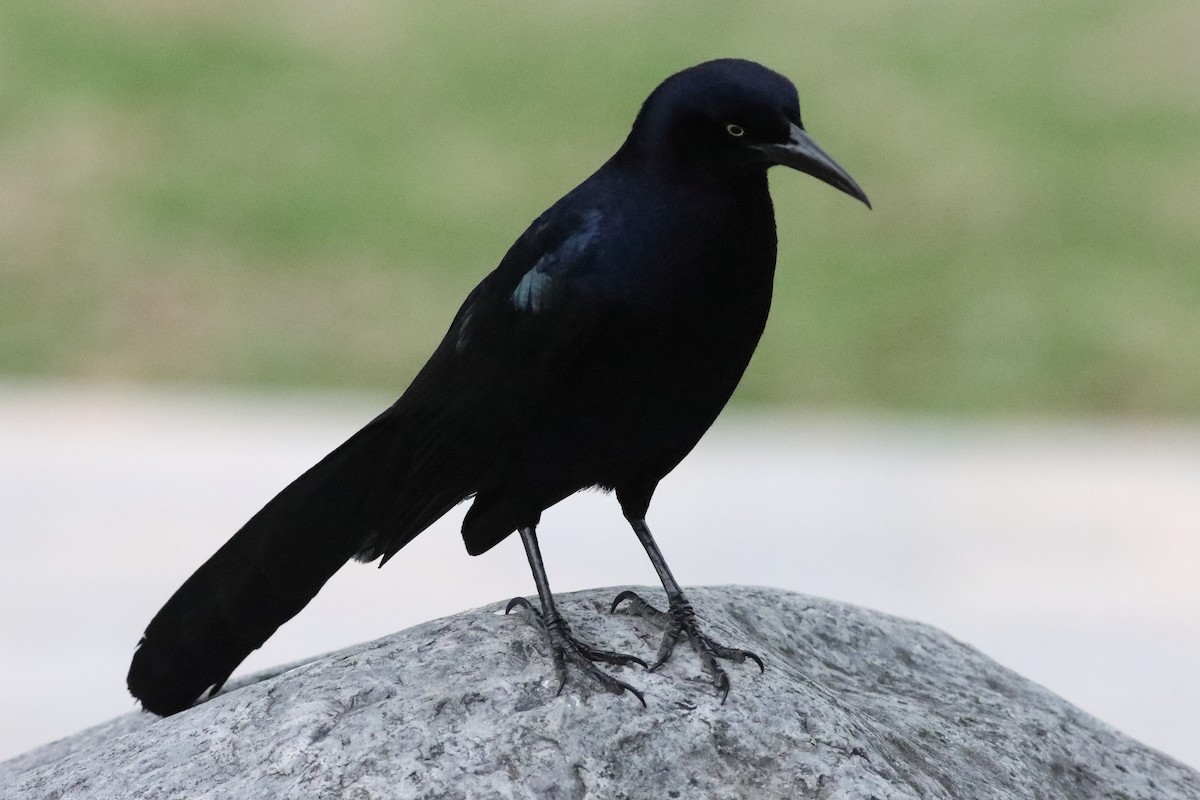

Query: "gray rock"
(3, 586), (1197, 799)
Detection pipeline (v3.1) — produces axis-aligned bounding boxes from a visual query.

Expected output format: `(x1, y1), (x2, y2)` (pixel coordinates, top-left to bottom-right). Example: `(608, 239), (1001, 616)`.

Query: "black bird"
(127, 58), (869, 716)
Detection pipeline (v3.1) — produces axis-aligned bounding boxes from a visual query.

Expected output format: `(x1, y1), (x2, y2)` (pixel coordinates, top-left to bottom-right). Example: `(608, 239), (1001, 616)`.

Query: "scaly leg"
(611, 518), (763, 703)
(506, 526), (646, 704)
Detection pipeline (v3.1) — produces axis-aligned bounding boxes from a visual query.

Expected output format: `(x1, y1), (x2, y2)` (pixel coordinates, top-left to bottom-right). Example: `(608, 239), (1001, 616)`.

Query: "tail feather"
(127, 407), (470, 716)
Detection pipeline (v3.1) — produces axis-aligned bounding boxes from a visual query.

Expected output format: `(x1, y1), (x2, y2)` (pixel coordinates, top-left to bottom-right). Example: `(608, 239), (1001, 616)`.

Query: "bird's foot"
(505, 596), (647, 706)
(610, 590), (764, 703)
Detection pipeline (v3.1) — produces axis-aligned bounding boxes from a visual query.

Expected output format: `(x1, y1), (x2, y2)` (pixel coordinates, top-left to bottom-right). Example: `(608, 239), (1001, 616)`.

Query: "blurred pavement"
(1, 382), (1197, 768)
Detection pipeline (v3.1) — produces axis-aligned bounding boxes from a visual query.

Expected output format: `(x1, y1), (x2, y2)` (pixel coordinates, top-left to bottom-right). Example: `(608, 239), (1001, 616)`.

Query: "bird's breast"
(516, 175), (781, 483)
(574, 204), (777, 449)
(628, 195), (776, 350)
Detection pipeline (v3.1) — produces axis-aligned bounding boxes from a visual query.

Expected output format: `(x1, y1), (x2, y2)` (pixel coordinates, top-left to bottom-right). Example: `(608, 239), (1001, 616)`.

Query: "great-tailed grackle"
(127, 58), (869, 715)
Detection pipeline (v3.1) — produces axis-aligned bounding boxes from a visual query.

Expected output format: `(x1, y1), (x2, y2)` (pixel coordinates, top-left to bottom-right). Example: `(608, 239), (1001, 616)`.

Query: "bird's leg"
(610, 518), (764, 702)
(506, 526), (646, 705)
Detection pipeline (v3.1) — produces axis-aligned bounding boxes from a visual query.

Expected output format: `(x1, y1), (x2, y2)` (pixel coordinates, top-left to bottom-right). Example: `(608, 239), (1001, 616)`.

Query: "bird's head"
(621, 59), (870, 208)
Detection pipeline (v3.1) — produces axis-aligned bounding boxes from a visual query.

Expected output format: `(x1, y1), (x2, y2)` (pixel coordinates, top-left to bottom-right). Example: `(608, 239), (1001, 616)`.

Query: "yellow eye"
(725, 123), (745, 137)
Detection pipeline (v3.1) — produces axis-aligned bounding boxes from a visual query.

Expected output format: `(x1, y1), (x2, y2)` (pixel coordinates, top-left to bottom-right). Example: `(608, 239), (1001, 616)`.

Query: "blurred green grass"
(1, 1), (1197, 414)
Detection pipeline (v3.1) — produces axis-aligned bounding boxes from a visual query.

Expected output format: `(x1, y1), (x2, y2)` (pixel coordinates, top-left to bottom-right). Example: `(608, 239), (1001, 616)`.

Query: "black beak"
(754, 123), (871, 209)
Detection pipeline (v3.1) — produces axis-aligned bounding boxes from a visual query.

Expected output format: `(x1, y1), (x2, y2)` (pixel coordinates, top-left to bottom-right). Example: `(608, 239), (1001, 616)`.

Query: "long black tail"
(127, 405), (469, 716)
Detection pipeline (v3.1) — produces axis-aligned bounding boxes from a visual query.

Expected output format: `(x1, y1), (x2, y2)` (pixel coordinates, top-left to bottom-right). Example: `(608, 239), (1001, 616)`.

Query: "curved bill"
(754, 123), (871, 209)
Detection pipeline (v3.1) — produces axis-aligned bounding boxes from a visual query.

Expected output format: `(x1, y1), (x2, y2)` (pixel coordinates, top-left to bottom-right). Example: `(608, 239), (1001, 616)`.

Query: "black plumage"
(127, 58), (869, 715)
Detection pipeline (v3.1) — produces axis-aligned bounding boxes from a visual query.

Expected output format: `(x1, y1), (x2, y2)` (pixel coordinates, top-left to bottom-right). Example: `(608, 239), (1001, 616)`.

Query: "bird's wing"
(363, 203), (620, 562)
(412, 203), (618, 397)
(125, 208), (619, 713)
(450, 206), (609, 355)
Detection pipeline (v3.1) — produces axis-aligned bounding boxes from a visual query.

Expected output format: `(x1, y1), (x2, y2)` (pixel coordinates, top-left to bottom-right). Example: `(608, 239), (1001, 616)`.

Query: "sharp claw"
(622, 681), (647, 708)
(505, 596), (534, 615)
(608, 652), (649, 670)
(609, 590), (641, 614)
(712, 644), (766, 674)
(648, 626), (682, 673)
(517, 605), (648, 705)
(572, 639), (649, 671)
(620, 597), (762, 700)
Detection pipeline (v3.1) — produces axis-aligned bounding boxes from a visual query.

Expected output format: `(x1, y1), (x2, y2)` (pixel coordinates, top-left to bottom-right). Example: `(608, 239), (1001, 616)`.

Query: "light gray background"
(2, 382), (1197, 768)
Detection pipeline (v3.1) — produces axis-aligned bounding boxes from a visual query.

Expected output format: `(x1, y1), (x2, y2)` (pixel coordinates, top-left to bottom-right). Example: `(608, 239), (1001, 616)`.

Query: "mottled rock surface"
(3, 586), (1197, 799)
